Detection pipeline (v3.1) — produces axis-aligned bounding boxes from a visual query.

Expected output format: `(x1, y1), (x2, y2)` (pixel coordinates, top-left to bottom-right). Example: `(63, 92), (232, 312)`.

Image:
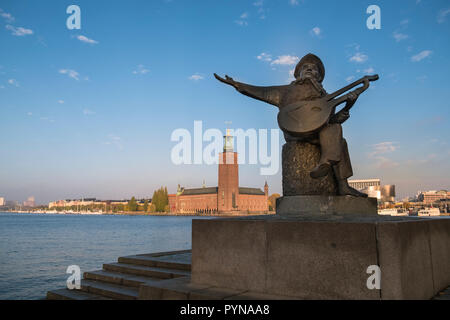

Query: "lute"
(277, 74), (379, 136)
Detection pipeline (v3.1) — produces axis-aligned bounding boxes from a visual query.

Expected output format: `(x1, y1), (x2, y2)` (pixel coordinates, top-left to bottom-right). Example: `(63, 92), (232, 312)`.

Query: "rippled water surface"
(0, 212), (212, 300)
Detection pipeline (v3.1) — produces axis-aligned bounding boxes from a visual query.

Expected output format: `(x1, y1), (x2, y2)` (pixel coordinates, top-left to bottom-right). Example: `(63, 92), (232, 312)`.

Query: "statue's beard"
(292, 77), (325, 95)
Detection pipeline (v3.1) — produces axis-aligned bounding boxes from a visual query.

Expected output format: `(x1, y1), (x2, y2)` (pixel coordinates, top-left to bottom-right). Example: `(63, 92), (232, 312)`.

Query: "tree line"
(50, 186), (170, 213)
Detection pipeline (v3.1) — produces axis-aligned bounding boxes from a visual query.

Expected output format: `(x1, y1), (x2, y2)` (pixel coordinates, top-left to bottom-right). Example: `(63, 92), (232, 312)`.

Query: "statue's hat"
(294, 53), (325, 82)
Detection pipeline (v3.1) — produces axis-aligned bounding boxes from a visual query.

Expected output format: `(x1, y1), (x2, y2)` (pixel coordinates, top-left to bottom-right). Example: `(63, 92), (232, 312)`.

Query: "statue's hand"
(330, 110), (350, 124)
(347, 92), (358, 103)
(214, 73), (237, 88)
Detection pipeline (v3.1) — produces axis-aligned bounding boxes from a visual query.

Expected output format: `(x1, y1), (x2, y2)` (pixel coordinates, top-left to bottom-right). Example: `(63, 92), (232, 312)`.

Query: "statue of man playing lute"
(214, 53), (378, 197)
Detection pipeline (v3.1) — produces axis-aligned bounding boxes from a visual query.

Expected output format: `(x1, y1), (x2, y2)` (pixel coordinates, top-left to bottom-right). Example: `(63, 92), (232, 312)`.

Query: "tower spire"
(223, 121), (233, 152)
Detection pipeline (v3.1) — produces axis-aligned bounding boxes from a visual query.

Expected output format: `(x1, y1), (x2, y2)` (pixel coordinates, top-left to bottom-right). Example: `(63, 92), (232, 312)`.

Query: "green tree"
(143, 199), (149, 212)
(151, 186), (169, 212)
(128, 197), (138, 212)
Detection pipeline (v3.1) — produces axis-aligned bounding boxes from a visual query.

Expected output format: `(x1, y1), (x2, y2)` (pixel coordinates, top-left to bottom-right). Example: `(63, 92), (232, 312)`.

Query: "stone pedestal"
(282, 141), (337, 196)
(191, 216), (450, 299)
(276, 195), (377, 216)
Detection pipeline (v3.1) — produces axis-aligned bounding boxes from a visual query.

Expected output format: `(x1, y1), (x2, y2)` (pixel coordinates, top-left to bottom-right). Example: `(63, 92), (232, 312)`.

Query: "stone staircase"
(46, 250), (192, 300)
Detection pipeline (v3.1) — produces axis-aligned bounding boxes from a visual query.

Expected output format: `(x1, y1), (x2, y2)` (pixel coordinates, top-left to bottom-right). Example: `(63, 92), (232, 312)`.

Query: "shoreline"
(2, 210), (276, 217)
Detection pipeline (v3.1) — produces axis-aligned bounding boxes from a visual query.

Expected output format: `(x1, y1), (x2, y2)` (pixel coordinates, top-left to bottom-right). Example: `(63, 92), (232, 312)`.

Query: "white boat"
(378, 208), (398, 216)
(418, 208), (441, 216)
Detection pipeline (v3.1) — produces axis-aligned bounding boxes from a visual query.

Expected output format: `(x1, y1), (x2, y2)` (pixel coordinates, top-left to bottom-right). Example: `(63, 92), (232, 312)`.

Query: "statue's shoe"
(338, 185), (368, 197)
(310, 162), (331, 179)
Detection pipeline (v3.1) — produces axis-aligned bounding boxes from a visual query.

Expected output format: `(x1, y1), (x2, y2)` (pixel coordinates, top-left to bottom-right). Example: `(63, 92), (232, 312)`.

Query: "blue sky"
(0, 0), (449, 204)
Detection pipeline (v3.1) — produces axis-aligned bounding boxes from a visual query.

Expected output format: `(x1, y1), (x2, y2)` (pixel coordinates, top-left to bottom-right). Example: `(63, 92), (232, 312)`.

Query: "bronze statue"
(214, 53), (378, 197)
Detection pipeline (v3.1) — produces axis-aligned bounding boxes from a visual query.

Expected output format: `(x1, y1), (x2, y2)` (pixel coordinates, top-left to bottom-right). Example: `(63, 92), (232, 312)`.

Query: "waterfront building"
(419, 190), (450, 204)
(348, 179), (380, 190)
(348, 178), (395, 204)
(0, 197), (5, 206)
(168, 130), (269, 214)
(23, 196), (35, 207)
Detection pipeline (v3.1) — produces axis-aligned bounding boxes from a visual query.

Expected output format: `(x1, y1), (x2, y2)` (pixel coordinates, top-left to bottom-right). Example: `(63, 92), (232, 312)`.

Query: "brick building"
(168, 130), (269, 214)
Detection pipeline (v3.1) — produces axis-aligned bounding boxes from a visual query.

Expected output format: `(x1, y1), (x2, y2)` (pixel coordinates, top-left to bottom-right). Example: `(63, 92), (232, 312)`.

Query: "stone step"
(84, 269), (164, 288)
(118, 252), (191, 271)
(46, 288), (111, 300)
(103, 262), (190, 279)
(80, 279), (139, 300)
(139, 276), (247, 300)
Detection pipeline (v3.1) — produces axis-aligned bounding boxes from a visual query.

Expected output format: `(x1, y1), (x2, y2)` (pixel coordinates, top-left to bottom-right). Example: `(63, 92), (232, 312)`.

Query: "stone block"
(427, 219), (450, 293)
(282, 141), (337, 196)
(276, 195), (377, 216)
(191, 219), (267, 292)
(376, 220), (435, 299)
(265, 220), (379, 299)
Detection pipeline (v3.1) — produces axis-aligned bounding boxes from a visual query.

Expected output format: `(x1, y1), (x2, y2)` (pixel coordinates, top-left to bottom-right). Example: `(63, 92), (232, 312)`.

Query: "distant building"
(23, 196), (35, 207)
(348, 179), (395, 204)
(348, 179), (380, 190)
(0, 197), (5, 206)
(419, 190), (450, 204)
(48, 198), (146, 208)
(5, 200), (18, 208)
(168, 130), (269, 214)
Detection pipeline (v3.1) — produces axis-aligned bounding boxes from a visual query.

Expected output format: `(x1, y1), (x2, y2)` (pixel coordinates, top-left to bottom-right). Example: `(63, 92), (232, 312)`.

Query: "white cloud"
(235, 20), (248, 26)
(235, 11), (249, 26)
(287, 69), (296, 82)
(0, 8), (14, 22)
(349, 52), (368, 63)
(105, 134), (123, 150)
(310, 27), (321, 37)
(5, 24), (33, 36)
(416, 75), (427, 82)
(363, 67), (375, 74)
(369, 142), (398, 158)
(368, 142), (399, 169)
(59, 69), (80, 80)
(257, 52), (272, 62)
(253, 0), (266, 19)
(289, 0), (299, 5)
(374, 156), (399, 169)
(271, 55), (299, 66)
(83, 109), (95, 115)
(411, 50), (432, 62)
(393, 31), (409, 42)
(437, 8), (450, 23)
(40, 117), (55, 123)
(132, 64), (150, 75)
(7, 79), (19, 87)
(27, 112), (32, 116)
(76, 35), (98, 44)
(188, 74), (204, 81)
(346, 76), (355, 83)
(400, 19), (409, 25)
(57, 100), (65, 104)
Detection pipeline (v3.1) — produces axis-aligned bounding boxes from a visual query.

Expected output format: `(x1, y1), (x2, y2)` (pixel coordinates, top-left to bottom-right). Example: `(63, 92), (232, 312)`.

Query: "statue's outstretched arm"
(214, 73), (285, 107)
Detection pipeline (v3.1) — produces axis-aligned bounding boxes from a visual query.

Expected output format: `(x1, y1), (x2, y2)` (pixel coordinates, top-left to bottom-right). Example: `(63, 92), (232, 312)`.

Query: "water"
(0, 212), (213, 300)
